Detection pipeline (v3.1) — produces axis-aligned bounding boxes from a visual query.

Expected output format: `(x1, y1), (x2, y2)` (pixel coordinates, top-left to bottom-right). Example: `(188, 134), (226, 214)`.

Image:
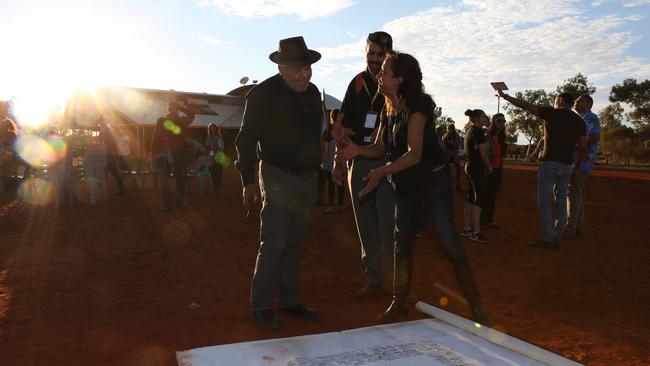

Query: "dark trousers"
(106, 153), (125, 193)
(251, 162), (317, 310)
(481, 167), (502, 225)
(171, 149), (187, 205)
(210, 163), (223, 191)
(318, 170), (344, 206)
(392, 169), (483, 311)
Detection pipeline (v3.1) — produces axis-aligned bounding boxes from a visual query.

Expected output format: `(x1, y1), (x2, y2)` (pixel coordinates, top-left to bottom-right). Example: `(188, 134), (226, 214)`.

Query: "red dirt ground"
(0, 163), (648, 365)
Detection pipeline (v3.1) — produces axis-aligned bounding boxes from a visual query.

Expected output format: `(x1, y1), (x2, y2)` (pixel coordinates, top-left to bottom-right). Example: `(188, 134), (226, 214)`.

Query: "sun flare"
(3, 6), (148, 128)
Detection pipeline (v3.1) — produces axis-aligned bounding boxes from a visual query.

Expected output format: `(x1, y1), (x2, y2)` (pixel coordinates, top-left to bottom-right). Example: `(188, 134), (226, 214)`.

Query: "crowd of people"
(0, 102), (228, 206)
(234, 33), (600, 330)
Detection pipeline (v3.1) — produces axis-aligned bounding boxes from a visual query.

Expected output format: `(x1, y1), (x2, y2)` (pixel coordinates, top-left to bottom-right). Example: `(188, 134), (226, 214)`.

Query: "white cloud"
(198, 0), (356, 20)
(622, 0), (650, 7)
(590, 0), (650, 6)
(317, 0), (649, 126)
(202, 36), (234, 48)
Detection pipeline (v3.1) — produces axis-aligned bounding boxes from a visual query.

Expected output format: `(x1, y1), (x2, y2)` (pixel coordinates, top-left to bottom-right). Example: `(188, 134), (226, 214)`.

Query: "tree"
(598, 103), (625, 129)
(555, 72), (597, 98)
(609, 78), (650, 127)
(505, 122), (519, 145)
(600, 125), (636, 165)
(504, 89), (553, 151)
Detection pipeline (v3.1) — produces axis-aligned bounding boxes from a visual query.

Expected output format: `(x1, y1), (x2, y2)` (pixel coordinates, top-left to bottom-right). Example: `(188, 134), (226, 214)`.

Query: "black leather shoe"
(279, 303), (319, 320)
(376, 301), (408, 324)
(251, 309), (281, 329)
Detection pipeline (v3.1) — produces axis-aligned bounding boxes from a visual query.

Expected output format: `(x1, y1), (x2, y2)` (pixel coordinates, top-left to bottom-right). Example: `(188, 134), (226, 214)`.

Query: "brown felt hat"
(269, 36), (321, 66)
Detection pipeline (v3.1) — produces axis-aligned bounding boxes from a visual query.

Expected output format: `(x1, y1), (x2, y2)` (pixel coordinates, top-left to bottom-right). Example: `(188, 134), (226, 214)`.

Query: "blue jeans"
(537, 161), (573, 242)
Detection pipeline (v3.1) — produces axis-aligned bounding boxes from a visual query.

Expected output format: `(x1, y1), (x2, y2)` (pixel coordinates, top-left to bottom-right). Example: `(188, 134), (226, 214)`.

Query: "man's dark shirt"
(164, 111), (194, 150)
(538, 107), (586, 165)
(340, 70), (385, 146)
(235, 74), (323, 186)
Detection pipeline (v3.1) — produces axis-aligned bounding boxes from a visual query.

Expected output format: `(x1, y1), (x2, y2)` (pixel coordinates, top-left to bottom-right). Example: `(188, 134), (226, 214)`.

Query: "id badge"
(364, 111), (378, 129)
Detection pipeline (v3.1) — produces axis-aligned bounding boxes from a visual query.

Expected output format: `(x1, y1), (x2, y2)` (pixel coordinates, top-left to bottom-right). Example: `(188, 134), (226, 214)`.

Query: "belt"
(265, 162), (317, 177)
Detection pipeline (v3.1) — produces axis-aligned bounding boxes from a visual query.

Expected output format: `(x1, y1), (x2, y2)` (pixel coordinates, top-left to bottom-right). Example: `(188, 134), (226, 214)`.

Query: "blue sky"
(1, 0), (649, 129)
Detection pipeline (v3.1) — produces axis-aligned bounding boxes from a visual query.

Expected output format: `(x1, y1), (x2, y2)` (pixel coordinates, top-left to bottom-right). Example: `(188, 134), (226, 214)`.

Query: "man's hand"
(331, 112), (354, 142)
(242, 183), (260, 218)
(335, 143), (360, 162)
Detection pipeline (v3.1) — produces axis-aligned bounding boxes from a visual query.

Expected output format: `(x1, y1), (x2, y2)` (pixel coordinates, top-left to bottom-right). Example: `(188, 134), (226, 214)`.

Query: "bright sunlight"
(2, 4), (149, 128)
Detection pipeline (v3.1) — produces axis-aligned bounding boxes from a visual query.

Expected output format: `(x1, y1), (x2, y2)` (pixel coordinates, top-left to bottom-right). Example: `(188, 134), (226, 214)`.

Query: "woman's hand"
(359, 167), (387, 197)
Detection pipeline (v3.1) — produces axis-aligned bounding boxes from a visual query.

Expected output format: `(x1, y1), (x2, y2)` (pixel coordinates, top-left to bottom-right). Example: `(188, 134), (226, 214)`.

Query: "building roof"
(63, 87), (245, 129)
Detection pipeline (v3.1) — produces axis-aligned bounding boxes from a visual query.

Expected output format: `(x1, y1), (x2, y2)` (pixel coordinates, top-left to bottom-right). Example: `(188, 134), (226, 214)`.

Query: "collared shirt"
(538, 107), (586, 165)
(577, 110), (601, 173)
(340, 70), (385, 146)
(235, 74), (323, 186)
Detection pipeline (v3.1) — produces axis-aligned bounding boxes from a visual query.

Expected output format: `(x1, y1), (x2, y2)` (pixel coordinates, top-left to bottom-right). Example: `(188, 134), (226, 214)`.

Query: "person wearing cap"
(235, 36), (323, 329)
(332, 31), (396, 297)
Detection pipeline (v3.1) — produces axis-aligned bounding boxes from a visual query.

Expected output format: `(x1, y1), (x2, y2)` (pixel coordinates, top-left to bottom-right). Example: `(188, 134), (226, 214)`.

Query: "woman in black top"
(337, 51), (488, 325)
(461, 109), (492, 243)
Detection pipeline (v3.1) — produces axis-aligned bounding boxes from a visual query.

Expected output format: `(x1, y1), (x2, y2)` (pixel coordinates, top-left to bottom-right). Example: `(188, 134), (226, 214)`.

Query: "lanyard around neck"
(362, 78), (380, 112)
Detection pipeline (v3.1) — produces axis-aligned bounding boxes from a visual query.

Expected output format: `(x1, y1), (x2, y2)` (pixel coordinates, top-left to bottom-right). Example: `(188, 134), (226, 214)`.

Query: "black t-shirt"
(538, 107), (586, 165)
(340, 71), (386, 146)
(464, 125), (487, 172)
(381, 106), (447, 193)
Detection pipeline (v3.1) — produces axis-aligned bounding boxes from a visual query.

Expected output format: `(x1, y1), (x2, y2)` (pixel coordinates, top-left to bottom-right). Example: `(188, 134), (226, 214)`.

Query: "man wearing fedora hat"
(332, 31), (396, 298)
(235, 36), (323, 329)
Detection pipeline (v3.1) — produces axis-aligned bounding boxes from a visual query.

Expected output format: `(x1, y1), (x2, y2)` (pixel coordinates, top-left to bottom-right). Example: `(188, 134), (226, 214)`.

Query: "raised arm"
(497, 89), (541, 117)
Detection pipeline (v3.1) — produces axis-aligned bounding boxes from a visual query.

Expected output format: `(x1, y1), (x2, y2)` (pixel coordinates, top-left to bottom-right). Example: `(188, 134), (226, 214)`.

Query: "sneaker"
(460, 228), (472, 237)
(469, 232), (488, 243)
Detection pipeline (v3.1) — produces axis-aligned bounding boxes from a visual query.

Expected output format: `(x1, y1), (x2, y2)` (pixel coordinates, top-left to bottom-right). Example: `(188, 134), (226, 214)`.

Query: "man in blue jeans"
(497, 89), (586, 248)
(566, 94), (600, 237)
